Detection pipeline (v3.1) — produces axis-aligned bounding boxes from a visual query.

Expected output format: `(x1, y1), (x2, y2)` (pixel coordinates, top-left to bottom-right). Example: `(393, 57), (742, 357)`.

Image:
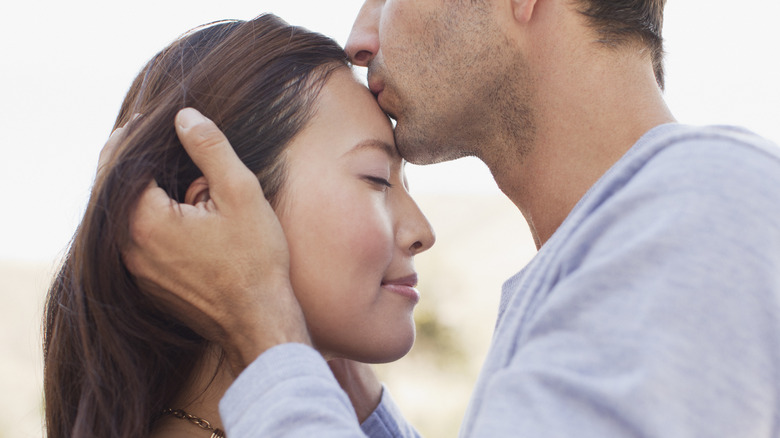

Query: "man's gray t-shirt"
(220, 123), (780, 437)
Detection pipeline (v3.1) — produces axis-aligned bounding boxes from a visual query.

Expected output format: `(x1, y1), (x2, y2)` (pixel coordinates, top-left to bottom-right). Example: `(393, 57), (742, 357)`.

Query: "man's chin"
(396, 126), (468, 166)
(395, 134), (441, 165)
(377, 96), (397, 122)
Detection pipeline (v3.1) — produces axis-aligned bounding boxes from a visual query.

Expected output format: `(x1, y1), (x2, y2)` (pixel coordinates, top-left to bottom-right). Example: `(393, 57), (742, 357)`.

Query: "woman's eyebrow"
(342, 139), (399, 159)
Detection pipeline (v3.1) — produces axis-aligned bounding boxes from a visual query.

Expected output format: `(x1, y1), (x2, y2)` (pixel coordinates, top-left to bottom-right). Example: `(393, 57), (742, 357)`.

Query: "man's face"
(346, 0), (528, 165)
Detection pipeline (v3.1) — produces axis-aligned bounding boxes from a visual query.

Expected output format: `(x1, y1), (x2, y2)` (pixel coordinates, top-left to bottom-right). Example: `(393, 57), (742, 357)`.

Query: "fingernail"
(177, 108), (206, 130)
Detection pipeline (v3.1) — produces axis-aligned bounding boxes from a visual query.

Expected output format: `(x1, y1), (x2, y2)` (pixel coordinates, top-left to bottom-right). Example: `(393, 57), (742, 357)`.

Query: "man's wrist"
(328, 359), (382, 423)
(222, 280), (311, 375)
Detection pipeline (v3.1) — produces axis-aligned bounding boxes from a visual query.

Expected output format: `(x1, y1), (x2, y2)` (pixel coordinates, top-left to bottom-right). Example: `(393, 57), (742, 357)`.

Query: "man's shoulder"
(628, 124), (780, 207)
(555, 123), (780, 266)
(639, 124), (780, 176)
(600, 124), (780, 204)
(497, 124), (780, 342)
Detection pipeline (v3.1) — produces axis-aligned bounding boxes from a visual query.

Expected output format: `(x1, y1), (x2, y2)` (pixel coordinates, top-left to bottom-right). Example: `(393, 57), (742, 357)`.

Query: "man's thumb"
(174, 107), (262, 206)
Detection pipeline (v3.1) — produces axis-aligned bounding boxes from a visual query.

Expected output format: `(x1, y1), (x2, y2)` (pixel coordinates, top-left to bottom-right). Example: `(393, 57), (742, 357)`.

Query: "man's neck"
(481, 47), (675, 249)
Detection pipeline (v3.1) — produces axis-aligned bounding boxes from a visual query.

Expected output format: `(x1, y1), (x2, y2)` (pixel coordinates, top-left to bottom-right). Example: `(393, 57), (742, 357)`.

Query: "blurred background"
(1, 1), (778, 437)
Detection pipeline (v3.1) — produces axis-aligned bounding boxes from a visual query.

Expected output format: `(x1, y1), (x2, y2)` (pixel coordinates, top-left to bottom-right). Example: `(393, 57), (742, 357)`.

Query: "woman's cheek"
(341, 204), (395, 267)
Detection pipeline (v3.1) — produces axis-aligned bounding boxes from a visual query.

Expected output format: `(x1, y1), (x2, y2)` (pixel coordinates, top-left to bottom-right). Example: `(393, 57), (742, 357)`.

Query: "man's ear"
(184, 176), (211, 205)
(511, 0), (539, 23)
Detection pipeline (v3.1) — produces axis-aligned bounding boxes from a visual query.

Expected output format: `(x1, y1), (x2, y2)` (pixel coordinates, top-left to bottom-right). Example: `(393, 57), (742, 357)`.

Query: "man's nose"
(345, 1), (381, 66)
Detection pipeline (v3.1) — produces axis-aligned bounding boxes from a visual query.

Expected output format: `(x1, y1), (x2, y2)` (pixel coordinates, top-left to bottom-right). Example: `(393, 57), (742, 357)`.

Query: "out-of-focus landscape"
(374, 195), (537, 438)
(1, 260), (55, 438)
(0, 193), (537, 438)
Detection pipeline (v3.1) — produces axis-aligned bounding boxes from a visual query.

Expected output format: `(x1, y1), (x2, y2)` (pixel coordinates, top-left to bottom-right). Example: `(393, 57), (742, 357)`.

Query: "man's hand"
(96, 116), (134, 183)
(122, 108), (311, 373)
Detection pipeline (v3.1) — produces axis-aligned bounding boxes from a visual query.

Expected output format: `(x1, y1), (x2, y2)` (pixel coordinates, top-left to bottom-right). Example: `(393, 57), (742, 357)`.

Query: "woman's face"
(275, 68), (435, 363)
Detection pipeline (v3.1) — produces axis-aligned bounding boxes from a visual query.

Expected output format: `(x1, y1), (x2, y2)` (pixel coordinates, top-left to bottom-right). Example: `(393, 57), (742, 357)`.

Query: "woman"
(43, 14), (434, 438)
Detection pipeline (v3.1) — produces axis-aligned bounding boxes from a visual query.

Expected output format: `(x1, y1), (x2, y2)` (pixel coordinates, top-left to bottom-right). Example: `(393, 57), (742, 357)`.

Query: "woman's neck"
(150, 345), (234, 437)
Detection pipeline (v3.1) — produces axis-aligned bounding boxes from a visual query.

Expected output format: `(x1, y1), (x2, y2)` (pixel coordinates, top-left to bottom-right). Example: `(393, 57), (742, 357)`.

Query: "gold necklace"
(161, 408), (225, 438)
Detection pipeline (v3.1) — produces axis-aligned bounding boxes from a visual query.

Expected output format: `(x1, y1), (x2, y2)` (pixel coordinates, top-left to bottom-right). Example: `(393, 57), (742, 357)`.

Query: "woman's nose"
(400, 198), (436, 256)
(345, 1), (381, 66)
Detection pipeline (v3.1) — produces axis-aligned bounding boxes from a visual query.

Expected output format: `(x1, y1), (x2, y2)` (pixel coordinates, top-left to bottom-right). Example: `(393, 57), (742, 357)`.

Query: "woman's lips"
(382, 274), (420, 303)
(382, 284), (420, 304)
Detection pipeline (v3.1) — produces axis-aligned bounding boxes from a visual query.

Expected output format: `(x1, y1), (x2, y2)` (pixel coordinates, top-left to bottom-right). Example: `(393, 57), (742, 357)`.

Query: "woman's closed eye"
(364, 175), (393, 190)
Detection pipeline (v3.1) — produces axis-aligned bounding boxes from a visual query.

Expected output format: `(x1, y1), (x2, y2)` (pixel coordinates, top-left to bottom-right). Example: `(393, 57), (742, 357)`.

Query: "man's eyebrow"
(343, 139), (399, 159)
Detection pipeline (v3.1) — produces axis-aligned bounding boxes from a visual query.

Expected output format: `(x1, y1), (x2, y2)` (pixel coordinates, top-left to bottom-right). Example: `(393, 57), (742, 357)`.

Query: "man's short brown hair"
(574, 0), (666, 89)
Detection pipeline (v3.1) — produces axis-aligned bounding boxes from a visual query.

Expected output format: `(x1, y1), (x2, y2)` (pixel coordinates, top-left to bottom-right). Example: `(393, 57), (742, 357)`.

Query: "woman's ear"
(184, 176), (211, 205)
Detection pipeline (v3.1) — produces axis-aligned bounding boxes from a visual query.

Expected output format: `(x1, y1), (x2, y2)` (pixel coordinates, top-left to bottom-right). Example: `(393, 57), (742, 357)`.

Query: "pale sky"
(1, 1), (778, 262)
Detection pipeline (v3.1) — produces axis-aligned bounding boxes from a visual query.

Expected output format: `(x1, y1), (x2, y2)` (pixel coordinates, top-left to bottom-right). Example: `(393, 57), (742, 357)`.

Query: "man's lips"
(368, 76), (384, 97)
(369, 81), (397, 119)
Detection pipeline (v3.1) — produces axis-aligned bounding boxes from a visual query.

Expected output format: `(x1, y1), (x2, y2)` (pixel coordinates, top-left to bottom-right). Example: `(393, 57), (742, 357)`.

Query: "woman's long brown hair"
(43, 14), (347, 438)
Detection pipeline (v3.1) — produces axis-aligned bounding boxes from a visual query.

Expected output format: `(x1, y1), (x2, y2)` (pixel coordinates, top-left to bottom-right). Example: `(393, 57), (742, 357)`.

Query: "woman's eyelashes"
(364, 175), (393, 190)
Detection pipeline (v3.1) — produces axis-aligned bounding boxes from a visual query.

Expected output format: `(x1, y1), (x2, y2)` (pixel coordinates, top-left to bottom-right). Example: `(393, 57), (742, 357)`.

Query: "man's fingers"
(97, 114), (142, 181)
(97, 127), (126, 180)
(127, 179), (175, 250)
(174, 108), (262, 207)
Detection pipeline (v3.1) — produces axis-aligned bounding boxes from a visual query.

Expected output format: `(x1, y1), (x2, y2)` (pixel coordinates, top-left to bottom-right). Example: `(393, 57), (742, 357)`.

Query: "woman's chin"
(363, 337), (415, 364)
(317, 330), (416, 364)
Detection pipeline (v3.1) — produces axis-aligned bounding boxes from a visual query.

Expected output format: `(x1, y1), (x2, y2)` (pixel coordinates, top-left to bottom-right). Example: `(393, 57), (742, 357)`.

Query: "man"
(124, 0), (780, 436)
